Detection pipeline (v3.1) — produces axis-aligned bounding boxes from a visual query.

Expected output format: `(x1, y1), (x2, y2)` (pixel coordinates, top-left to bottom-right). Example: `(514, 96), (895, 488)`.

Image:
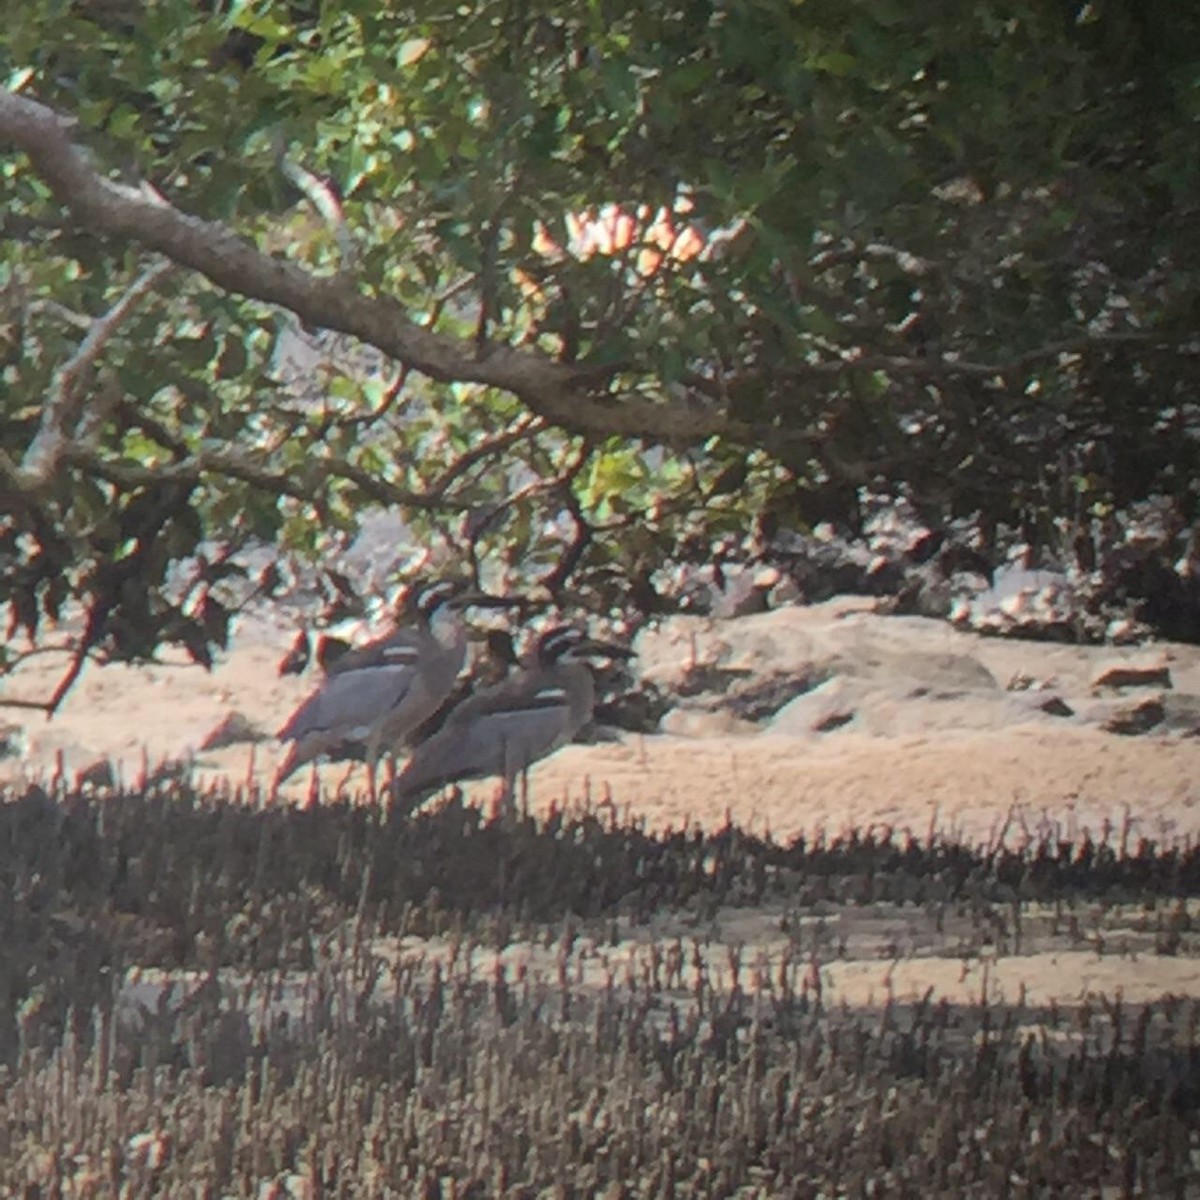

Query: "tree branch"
(275, 141), (356, 269)
(426, 414), (545, 495)
(18, 258), (175, 486)
(0, 89), (742, 445)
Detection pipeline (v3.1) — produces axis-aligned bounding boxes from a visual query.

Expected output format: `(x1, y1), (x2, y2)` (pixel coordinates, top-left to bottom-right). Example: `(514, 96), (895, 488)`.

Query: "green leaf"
(398, 38), (431, 67)
(812, 51), (857, 77)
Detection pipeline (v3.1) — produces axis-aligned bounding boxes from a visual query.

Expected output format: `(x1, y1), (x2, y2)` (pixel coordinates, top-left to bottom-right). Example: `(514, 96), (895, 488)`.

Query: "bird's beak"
(581, 637), (635, 660)
(459, 590), (526, 612)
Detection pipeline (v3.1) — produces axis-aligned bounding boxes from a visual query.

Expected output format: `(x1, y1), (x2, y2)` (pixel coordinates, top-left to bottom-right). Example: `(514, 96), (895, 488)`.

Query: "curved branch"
(19, 258), (175, 486)
(427, 414), (545, 495)
(539, 476), (594, 598)
(0, 89), (741, 446)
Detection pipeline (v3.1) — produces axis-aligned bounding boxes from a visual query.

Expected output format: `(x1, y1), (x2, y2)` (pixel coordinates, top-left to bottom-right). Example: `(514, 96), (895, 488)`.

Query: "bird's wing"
(276, 648), (420, 742)
(324, 628), (424, 676)
(396, 678), (576, 797)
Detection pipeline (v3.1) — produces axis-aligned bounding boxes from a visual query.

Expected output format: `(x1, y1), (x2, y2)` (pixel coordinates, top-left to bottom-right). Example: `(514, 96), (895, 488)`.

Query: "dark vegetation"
(2, 779), (1198, 1194)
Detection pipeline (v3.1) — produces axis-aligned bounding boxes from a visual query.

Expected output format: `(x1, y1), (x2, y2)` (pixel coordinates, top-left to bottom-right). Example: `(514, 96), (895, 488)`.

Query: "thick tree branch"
(0, 89), (739, 445)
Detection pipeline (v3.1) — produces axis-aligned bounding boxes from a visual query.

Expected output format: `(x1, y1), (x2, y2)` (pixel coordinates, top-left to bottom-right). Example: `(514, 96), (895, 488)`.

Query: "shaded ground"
(2, 787), (1199, 1194)
(4, 603), (1200, 1191)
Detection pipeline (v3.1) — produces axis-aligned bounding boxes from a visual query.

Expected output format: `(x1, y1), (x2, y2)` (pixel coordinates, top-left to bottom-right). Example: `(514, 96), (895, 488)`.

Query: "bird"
(407, 627), (521, 747)
(316, 626), (521, 787)
(389, 624), (634, 818)
(273, 578), (511, 796)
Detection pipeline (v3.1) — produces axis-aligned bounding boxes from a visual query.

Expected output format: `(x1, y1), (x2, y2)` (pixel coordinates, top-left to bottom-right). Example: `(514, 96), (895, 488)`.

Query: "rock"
(1105, 617), (1143, 645)
(198, 710), (269, 751)
(1158, 694), (1200, 737)
(814, 709), (855, 733)
(768, 671), (1061, 738)
(722, 672), (828, 722)
(593, 689), (669, 734)
(632, 604), (1030, 734)
(768, 678), (860, 737)
(1091, 661), (1173, 690)
(1002, 674), (1074, 717)
(1023, 694), (1075, 719)
(632, 607), (834, 724)
(838, 649), (999, 692)
(880, 570), (954, 620)
(710, 565), (782, 619)
(1100, 695), (1167, 736)
(659, 708), (760, 738)
(459, 592), (1200, 747)
(769, 532), (907, 604)
(572, 721), (627, 744)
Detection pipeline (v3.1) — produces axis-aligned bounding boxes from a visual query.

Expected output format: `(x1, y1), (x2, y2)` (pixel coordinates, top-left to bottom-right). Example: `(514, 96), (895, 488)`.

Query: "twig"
(276, 147), (356, 269)
(27, 298), (94, 330)
(0, 696), (55, 713)
(18, 258), (175, 486)
(0, 640), (80, 673)
(44, 641), (93, 717)
(426, 415), (545, 495)
(539, 480), (594, 597)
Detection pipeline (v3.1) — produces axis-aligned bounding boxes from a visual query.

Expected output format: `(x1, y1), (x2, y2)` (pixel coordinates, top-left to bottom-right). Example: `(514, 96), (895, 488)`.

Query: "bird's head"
(407, 577), (523, 623)
(534, 624), (635, 666)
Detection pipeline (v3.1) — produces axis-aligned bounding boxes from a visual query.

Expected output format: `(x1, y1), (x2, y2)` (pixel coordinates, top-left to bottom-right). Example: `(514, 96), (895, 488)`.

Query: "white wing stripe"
(381, 646), (420, 663)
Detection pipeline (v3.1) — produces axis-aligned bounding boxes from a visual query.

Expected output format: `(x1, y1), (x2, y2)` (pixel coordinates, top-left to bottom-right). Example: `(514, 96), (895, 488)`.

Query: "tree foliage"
(2, 0), (1198, 699)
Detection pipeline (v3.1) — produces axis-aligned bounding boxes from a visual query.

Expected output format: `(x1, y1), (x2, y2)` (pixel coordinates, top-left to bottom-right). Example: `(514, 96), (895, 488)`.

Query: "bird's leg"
(273, 743), (300, 789)
(495, 777), (516, 826)
(364, 728), (383, 803)
(495, 737), (521, 826)
(518, 768), (531, 822)
(336, 758), (357, 794)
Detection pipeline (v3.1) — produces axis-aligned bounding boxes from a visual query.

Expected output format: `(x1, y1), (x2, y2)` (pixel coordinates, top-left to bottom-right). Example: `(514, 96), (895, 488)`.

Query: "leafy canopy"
(1, 0), (1197, 699)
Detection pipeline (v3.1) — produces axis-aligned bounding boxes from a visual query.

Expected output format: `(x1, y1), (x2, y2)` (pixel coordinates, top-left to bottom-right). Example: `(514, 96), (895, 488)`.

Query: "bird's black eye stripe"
(537, 626), (584, 660)
(416, 580), (461, 614)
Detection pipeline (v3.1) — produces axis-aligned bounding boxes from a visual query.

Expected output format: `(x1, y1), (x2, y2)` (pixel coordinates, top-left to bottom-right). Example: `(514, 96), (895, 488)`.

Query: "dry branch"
(0, 89), (741, 445)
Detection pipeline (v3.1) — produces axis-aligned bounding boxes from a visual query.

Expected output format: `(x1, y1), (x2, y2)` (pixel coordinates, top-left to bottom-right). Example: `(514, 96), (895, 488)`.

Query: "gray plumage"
(406, 627), (520, 748)
(274, 579), (482, 790)
(320, 627), (521, 769)
(391, 624), (633, 812)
